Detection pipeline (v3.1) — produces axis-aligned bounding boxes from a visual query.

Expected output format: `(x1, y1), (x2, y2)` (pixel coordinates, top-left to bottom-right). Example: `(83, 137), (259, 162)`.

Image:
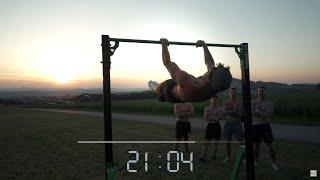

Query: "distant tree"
(316, 83), (320, 90)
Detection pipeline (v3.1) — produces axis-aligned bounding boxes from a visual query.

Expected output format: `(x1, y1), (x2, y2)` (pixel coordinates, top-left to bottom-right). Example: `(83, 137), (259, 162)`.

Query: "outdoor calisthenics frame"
(101, 35), (255, 180)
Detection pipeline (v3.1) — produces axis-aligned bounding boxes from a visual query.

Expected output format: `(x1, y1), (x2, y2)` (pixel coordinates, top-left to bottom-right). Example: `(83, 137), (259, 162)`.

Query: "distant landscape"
(0, 78), (319, 98)
(1, 78), (319, 126)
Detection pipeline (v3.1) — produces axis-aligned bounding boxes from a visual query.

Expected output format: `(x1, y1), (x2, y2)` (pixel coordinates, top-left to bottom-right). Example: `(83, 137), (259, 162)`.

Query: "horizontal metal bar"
(108, 37), (240, 48)
(77, 140), (243, 144)
(78, 141), (196, 144)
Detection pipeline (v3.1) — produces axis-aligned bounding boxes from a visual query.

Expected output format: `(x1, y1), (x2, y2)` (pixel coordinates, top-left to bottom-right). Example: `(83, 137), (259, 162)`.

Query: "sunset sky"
(0, 0), (319, 90)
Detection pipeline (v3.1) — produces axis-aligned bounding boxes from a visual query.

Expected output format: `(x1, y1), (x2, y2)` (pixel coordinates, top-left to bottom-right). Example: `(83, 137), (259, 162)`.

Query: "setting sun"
(34, 43), (93, 84)
(53, 72), (72, 84)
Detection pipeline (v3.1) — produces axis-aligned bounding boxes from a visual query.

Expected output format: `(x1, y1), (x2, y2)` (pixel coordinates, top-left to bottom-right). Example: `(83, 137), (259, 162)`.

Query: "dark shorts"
(176, 121), (191, 140)
(252, 123), (274, 143)
(223, 122), (243, 141)
(159, 79), (184, 103)
(205, 123), (221, 140)
(159, 79), (214, 103)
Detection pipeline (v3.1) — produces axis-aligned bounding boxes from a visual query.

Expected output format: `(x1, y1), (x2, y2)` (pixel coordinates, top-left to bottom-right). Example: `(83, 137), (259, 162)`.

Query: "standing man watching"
(199, 95), (223, 162)
(252, 86), (278, 170)
(222, 88), (243, 163)
(174, 102), (195, 153)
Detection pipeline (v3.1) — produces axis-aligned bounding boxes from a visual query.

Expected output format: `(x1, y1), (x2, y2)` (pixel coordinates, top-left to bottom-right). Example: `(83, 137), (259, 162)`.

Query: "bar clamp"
(109, 40), (119, 56)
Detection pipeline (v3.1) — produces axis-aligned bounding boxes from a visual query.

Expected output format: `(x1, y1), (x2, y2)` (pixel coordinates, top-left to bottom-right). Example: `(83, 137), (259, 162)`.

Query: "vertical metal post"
(230, 145), (246, 180)
(240, 43), (255, 180)
(101, 35), (113, 180)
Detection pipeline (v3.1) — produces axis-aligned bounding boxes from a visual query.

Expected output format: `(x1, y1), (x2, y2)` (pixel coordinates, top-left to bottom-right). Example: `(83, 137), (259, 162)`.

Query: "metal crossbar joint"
(110, 41), (119, 56)
(235, 47), (241, 58)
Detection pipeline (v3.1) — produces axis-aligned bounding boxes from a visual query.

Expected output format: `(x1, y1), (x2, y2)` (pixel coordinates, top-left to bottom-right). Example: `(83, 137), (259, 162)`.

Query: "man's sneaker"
(271, 163), (279, 171)
(222, 157), (230, 163)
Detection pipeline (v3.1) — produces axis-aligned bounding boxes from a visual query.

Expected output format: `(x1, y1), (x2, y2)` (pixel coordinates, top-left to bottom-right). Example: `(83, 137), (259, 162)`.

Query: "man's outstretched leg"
(254, 143), (261, 166)
(175, 138), (180, 151)
(267, 142), (278, 170)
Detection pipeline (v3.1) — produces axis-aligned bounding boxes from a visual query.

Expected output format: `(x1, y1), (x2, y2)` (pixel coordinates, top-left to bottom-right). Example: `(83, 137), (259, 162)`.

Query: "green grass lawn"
(1, 107), (319, 179)
(26, 98), (320, 126)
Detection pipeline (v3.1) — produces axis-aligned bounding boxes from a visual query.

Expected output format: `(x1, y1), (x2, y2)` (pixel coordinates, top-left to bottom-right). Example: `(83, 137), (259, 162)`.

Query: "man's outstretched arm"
(160, 38), (171, 66)
(160, 38), (182, 84)
(196, 40), (215, 71)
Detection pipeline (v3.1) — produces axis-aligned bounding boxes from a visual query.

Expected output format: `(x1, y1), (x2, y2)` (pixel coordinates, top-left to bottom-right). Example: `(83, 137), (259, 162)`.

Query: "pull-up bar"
(109, 37), (240, 48)
(101, 35), (255, 180)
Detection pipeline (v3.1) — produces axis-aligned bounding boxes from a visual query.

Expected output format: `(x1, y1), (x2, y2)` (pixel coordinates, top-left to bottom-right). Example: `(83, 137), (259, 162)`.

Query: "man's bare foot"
(148, 80), (160, 93)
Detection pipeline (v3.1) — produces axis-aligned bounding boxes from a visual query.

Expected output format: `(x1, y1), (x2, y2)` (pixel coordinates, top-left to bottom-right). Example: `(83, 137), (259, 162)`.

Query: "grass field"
(1, 106), (319, 179)
(26, 94), (320, 126)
